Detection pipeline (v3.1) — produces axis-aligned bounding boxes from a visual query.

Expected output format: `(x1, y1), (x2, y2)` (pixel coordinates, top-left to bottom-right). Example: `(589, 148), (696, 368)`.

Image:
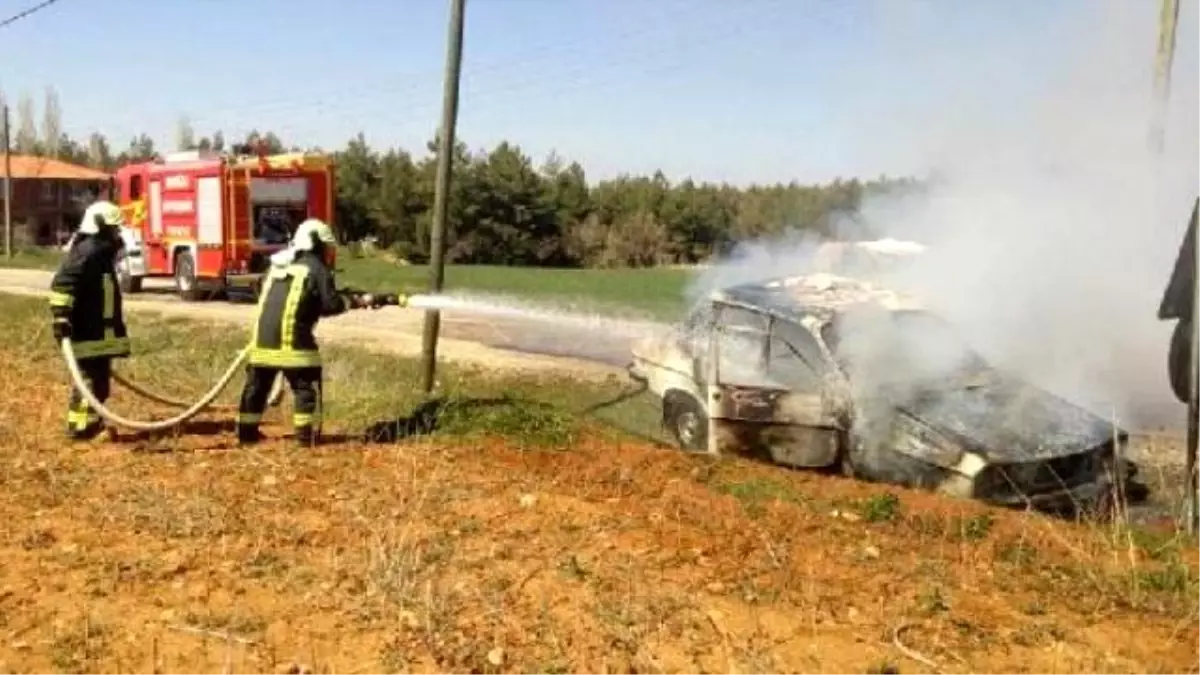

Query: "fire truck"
(112, 145), (337, 301)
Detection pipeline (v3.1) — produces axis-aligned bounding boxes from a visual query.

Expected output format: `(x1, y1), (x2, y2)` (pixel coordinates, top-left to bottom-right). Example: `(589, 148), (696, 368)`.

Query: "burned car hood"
(893, 369), (1122, 462)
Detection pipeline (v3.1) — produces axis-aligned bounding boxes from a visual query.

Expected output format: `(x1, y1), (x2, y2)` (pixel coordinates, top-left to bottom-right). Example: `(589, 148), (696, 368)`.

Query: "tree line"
(4, 86), (919, 267)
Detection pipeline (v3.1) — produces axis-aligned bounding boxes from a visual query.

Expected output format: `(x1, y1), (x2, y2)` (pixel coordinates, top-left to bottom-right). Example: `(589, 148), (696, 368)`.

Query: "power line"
(0, 0), (62, 29)
(91, 0), (789, 142)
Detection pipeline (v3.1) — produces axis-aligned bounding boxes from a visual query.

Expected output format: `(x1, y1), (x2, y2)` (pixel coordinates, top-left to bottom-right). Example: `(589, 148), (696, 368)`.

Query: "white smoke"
(690, 0), (1199, 432)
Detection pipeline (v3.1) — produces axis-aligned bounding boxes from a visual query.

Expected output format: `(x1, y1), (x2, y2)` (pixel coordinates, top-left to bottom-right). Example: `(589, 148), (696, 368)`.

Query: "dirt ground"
(0, 331), (1197, 673)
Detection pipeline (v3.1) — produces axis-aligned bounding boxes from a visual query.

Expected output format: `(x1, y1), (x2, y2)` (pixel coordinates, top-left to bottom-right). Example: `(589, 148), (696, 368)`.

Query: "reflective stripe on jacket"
(248, 251), (347, 368)
(49, 235), (131, 359)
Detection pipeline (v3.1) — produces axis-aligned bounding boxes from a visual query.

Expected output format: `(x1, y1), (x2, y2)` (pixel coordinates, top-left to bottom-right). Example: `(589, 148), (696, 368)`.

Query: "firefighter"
(49, 200), (131, 440)
(235, 218), (378, 446)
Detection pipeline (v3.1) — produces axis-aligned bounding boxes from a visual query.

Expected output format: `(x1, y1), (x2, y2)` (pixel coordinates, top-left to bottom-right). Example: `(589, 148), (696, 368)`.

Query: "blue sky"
(0, 0), (1194, 185)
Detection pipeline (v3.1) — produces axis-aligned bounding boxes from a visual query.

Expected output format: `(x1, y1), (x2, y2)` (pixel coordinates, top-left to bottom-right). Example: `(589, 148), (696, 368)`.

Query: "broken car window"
(714, 304), (771, 386)
(766, 321), (826, 392)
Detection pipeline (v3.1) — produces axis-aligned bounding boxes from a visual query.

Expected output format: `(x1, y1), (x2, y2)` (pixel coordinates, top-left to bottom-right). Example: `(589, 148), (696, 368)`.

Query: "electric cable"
(0, 0), (61, 29)
(87, 0), (789, 145)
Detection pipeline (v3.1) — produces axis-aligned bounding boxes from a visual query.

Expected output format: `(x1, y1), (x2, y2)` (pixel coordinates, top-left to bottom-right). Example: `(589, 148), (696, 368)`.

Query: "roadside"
(0, 267), (634, 381)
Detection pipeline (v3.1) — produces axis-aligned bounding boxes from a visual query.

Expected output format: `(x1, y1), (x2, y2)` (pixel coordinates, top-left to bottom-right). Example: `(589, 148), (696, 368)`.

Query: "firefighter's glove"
(52, 317), (72, 340)
(347, 293), (373, 310)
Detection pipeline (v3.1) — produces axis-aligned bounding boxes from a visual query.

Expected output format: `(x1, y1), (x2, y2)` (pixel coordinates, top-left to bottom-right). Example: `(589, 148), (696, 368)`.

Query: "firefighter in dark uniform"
(235, 218), (379, 445)
(49, 200), (131, 440)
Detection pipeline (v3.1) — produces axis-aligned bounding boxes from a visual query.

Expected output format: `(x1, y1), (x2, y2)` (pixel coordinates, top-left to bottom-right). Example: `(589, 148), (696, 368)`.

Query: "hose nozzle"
(345, 289), (408, 309)
(373, 292), (407, 308)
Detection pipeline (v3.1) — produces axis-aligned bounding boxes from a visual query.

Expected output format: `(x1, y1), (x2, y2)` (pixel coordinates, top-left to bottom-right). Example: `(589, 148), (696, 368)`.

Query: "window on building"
(40, 181), (57, 204)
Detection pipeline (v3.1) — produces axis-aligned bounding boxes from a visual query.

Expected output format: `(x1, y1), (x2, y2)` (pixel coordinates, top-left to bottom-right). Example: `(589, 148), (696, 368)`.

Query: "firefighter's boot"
(236, 413), (263, 446)
(236, 422), (260, 445)
(66, 420), (104, 441)
(66, 406), (103, 441)
(294, 425), (319, 447)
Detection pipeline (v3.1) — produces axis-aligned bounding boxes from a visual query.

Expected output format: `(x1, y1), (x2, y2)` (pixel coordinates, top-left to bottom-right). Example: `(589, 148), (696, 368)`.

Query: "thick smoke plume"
(690, 0), (1199, 432)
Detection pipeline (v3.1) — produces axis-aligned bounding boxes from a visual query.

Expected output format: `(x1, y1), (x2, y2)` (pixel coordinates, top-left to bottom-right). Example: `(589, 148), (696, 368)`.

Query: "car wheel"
(174, 250), (200, 302)
(115, 255), (141, 294)
(664, 393), (708, 452)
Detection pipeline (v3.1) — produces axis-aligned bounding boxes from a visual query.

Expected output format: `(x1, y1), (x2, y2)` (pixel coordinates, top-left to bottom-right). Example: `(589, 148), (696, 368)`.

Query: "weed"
(182, 609), (267, 637)
(1129, 527), (1192, 561)
(997, 540), (1038, 566)
(957, 513), (994, 541)
(1131, 562), (1193, 593)
(50, 615), (108, 673)
(558, 554), (592, 581)
(859, 492), (901, 523)
(917, 586), (950, 615)
(434, 395), (579, 447)
(714, 478), (805, 518)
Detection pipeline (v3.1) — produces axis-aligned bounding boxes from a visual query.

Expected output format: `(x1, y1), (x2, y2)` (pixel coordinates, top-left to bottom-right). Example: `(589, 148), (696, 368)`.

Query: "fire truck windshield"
(254, 205), (306, 245)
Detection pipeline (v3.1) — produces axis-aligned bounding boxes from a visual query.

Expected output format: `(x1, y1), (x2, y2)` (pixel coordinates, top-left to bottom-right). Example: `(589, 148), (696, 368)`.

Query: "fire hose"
(60, 340), (271, 432)
(57, 290), (406, 432)
(111, 368), (285, 411)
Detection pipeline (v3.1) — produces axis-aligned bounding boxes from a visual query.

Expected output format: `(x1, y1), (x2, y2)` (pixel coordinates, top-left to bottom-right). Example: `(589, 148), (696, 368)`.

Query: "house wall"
(1, 177), (108, 246)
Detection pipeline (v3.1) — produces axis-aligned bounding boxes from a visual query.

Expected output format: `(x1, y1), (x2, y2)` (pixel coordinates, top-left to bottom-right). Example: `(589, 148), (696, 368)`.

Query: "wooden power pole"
(3, 104), (10, 260)
(1151, 0), (1181, 154)
(1150, 0), (1197, 532)
(419, 0), (467, 395)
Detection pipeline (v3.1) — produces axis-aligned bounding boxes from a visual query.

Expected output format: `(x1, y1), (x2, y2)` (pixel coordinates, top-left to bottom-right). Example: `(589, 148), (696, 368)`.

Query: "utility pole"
(1150, 0), (1196, 532)
(1188, 204), (1199, 535)
(1150, 0), (1180, 154)
(419, 0), (466, 395)
(3, 104), (11, 260)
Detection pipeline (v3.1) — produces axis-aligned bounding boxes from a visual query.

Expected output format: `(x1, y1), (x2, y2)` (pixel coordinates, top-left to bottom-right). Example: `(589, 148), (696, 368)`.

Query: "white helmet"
(78, 201), (126, 235)
(292, 218), (336, 252)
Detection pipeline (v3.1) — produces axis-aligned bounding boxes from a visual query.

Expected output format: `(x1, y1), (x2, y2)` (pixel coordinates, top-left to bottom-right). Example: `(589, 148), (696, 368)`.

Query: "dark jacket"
(49, 235), (130, 360)
(248, 250), (347, 368)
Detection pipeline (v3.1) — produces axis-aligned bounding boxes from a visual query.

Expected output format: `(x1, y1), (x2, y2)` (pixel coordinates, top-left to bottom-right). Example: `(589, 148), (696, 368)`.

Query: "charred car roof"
(712, 273), (926, 323)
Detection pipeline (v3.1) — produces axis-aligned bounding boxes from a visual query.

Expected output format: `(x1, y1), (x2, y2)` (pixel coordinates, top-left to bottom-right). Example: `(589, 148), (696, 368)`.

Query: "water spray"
(403, 292), (672, 340)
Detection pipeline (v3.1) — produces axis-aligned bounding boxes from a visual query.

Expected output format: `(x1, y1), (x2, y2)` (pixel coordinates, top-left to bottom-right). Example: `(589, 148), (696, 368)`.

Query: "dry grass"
(0, 293), (1196, 674)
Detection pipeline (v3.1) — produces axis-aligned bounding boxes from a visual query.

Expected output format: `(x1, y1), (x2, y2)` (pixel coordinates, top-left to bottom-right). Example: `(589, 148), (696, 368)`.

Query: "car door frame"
(703, 303), (848, 467)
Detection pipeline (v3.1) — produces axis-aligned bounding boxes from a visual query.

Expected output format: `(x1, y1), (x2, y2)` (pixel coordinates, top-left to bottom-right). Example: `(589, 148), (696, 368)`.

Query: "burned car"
(630, 273), (1145, 511)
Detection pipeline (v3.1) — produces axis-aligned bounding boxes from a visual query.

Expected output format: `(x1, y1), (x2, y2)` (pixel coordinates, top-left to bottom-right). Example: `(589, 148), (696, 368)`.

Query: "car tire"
(115, 255), (141, 294)
(174, 250), (200, 302)
(663, 392), (708, 452)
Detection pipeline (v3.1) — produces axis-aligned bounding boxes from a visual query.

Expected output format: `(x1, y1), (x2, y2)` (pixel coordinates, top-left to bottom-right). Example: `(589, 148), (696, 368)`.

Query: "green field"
(4, 247), (696, 319)
(338, 257), (694, 319)
(0, 247), (63, 270)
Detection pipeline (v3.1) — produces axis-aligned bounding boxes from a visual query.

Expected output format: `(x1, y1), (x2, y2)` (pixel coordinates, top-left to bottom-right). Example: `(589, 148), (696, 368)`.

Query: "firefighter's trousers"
(237, 365), (323, 444)
(66, 357), (111, 440)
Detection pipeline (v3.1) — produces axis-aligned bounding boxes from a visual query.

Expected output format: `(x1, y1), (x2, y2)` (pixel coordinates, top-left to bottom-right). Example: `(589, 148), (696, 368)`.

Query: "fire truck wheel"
(174, 250), (200, 302)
